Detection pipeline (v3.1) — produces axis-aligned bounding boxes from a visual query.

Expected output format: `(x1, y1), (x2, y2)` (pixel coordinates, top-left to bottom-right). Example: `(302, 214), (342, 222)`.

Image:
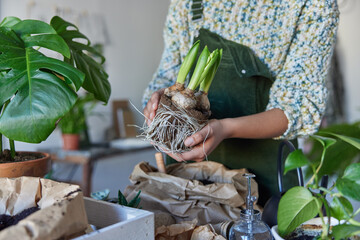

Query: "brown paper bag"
(125, 161), (259, 226)
(0, 177), (88, 240)
(155, 219), (226, 240)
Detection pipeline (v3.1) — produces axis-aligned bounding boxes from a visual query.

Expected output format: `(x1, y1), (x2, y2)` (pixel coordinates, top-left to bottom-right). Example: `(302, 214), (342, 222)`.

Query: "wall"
(0, 0), (171, 150)
(0, 0), (359, 145)
(337, 0), (360, 122)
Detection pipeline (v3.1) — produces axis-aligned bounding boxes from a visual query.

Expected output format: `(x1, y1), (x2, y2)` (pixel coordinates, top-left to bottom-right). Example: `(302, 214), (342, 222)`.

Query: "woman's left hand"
(167, 119), (227, 162)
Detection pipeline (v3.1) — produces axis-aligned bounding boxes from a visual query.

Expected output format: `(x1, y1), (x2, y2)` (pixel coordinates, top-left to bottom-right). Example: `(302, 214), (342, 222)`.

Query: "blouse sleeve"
(266, 0), (339, 139)
(142, 0), (189, 108)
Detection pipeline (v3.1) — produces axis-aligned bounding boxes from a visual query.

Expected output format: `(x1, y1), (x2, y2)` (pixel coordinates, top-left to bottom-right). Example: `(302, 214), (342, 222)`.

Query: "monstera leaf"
(50, 16), (110, 103)
(0, 18), (84, 143)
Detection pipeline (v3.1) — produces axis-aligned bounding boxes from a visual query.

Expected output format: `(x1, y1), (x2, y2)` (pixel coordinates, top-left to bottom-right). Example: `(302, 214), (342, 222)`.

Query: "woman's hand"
(143, 89), (165, 125)
(168, 119), (228, 162)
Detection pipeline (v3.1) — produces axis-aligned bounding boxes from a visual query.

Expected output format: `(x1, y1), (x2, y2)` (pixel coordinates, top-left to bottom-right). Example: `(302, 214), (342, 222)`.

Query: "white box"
(74, 197), (154, 240)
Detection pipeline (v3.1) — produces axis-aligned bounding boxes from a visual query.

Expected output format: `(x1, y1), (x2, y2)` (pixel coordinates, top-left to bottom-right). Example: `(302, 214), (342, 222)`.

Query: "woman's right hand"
(143, 88), (165, 126)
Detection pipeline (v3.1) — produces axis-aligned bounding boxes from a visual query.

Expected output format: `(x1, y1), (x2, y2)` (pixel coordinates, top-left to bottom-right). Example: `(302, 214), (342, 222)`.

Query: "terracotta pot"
(0, 152), (51, 178)
(62, 134), (80, 150)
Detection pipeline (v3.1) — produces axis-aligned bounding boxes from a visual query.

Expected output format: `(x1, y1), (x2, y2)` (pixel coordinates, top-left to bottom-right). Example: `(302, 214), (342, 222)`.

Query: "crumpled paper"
(155, 219), (226, 240)
(0, 177), (88, 240)
(125, 161), (259, 226)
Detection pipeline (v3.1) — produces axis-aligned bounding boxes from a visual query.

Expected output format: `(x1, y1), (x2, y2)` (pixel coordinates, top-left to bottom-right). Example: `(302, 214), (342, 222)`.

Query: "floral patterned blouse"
(142, 0), (339, 139)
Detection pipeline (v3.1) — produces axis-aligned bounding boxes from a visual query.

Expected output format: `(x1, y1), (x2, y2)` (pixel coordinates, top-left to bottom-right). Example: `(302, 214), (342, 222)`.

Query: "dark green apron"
(167, 11), (298, 206)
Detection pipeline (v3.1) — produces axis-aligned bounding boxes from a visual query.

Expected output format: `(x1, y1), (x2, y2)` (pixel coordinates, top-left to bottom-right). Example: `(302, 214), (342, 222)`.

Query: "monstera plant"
(0, 16), (110, 177)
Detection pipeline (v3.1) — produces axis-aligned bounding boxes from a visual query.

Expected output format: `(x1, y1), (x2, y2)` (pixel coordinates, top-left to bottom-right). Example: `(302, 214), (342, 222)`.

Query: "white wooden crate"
(74, 197), (154, 240)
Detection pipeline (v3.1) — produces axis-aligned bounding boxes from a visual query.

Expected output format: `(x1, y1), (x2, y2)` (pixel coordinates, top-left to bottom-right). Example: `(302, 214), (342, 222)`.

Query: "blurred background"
(0, 0), (359, 199)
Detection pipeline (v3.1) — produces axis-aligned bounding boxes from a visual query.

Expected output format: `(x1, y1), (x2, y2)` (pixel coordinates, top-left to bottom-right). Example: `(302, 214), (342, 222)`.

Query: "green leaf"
(342, 163), (360, 183)
(277, 186), (319, 237)
(58, 93), (97, 134)
(308, 123), (360, 178)
(128, 190), (141, 208)
(331, 224), (360, 240)
(0, 23), (84, 143)
(11, 19), (57, 35)
(118, 190), (128, 206)
(311, 135), (337, 150)
(187, 46), (210, 90)
(321, 132), (360, 150)
(176, 40), (200, 84)
(336, 178), (360, 201)
(284, 149), (310, 175)
(51, 16), (110, 104)
(23, 34), (70, 58)
(0, 16), (21, 28)
(330, 196), (353, 221)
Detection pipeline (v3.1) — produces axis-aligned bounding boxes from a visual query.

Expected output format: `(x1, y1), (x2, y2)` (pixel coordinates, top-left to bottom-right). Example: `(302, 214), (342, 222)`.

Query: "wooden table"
(39, 146), (149, 197)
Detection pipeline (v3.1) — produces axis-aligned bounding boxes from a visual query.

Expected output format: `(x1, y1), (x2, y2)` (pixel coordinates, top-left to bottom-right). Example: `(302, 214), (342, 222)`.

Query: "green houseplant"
(0, 16), (110, 177)
(274, 122), (360, 240)
(58, 93), (98, 150)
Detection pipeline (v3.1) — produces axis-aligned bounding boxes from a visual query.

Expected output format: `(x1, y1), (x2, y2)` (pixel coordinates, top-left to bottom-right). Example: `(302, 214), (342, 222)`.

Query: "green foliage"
(50, 16), (110, 104)
(91, 189), (142, 209)
(330, 196), (353, 221)
(336, 163), (360, 201)
(331, 224), (360, 240)
(278, 124), (360, 239)
(277, 186), (319, 236)
(284, 149), (310, 175)
(0, 17), (83, 143)
(307, 122), (360, 178)
(58, 93), (97, 134)
(118, 190), (141, 208)
(0, 15), (110, 154)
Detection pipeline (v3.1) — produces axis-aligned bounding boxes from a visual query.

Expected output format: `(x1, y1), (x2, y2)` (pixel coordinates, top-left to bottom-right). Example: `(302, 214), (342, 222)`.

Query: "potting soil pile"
(0, 177), (88, 240)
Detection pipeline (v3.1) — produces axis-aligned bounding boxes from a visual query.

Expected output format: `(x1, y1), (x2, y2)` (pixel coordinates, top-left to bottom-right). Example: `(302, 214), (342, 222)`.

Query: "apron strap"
(191, 0), (203, 22)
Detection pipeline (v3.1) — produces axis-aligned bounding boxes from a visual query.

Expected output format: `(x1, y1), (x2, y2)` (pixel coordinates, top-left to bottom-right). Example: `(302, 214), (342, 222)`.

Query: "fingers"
(184, 125), (213, 147)
(144, 89), (164, 125)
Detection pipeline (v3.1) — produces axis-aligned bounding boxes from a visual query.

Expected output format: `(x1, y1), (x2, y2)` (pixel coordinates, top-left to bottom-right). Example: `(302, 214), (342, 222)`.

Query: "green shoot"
(127, 190), (142, 208)
(9, 139), (15, 159)
(200, 48), (222, 93)
(187, 46), (210, 91)
(0, 133), (2, 154)
(176, 40), (200, 84)
(118, 189), (141, 208)
(118, 190), (128, 205)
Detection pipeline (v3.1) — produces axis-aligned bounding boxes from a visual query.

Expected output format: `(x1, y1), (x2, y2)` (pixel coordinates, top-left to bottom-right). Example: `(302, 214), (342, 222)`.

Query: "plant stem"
(306, 149), (326, 187)
(0, 102), (9, 155)
(354, 208), (360, 218)
(9, 139), (15, 159)
(315, 195), (328, 239)
(0, 102), (2, 152)
(0, 133), (2, 154)
(318, 187), (333, 195)
(323, 197), (331, 238)
(349, 219), (360, 227)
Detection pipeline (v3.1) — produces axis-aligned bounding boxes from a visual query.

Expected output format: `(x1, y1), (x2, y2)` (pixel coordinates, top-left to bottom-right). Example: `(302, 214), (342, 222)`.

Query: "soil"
(199, 179), (214, 185)
(0, 150), (45, 163)
(0, 207), (40, 231)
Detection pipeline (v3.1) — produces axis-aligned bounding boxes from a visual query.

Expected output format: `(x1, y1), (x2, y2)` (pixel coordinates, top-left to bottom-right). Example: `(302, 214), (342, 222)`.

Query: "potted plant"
(0, 16), (110, 177)
(58, 93), (98, 150)
(272, 122), (360, 239)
